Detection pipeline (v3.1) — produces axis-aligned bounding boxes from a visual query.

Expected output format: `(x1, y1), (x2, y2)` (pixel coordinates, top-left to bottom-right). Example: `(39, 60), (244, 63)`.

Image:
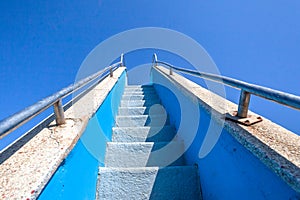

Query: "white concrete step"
(97, 166), (202, 200)
(118, 105), (166, 115)
(124, 89), (156, 94)
(118, 107), (150, 115)
(105, 142), (185, 167)
(115, 115), (168, 127)
(125, 85), (153, 88)
(125, 85), (155, 90)
(120, 99), (161, 107)
(112, 126), (177, 142)
(123, 90), (157, 96)
(121, 94), (159, 101)
(98, 85), (202, 199)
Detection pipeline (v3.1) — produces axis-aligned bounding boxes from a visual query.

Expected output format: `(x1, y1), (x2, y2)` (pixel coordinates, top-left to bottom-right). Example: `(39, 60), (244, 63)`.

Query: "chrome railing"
(152, 53), (300, 118)
(0, 54), (125, 139)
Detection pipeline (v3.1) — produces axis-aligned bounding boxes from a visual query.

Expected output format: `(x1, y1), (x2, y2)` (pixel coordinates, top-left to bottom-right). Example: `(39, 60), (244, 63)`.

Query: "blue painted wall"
(38, 70), (126, 199)
(151, 68), (299, 200)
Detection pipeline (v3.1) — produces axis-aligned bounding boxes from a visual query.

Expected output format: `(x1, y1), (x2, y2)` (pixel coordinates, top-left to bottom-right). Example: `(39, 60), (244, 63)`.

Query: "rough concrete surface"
(0, 67), (126, 199)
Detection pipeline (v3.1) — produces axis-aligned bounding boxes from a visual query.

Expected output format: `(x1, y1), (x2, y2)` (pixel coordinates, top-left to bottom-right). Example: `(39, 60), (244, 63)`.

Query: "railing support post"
(152, 53), (158, 68)
(110, 67), (113, 77)
(237, 89), (251, 118)
(120, 53), (125, 67)
(54, 99), (65, 125)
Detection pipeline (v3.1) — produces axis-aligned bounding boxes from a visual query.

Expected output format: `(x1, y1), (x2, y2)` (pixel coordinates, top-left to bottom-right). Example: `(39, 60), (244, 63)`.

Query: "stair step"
(98, 85), (202, 199)
(112, 126), (177, 142)
(123, 90), (157, 96)
(105, 142), (185, 167)
(124, 85), (154, 90)
(126, 85), (153, 88)
(118, 107), (149, 115)
(121, 94), (159, 101)
(97, 166), (201, 200)
(118, 104), (166, 115)
(120, 99), (161, 107)
(124, 88), (155, 93)
(115, 115), (168, 127)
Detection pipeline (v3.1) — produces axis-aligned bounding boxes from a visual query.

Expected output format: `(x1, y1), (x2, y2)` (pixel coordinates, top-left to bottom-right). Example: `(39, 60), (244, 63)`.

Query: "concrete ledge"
(154, 66), (300, 193)
(0, 67), (126, 199)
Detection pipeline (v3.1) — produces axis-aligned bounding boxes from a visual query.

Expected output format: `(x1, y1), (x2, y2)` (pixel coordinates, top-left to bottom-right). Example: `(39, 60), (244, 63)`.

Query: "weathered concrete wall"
(38, 69), (126, 199)
(0, 67), (126, 199)
(151, 66), (300, 200)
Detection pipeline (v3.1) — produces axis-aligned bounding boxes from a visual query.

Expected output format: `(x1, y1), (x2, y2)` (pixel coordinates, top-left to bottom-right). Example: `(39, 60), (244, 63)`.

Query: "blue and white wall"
(39, 70), (126, 199)
(151, 66), (299, 200)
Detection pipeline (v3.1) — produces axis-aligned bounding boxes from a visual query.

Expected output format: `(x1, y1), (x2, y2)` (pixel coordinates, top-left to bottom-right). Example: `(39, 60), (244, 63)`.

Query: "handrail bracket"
(225, 89), (262, 126)
(225, 111), (263, 126)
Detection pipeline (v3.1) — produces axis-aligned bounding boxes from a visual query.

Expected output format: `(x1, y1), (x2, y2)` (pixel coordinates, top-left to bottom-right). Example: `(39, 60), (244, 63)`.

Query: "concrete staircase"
(97, 85), (202, 200)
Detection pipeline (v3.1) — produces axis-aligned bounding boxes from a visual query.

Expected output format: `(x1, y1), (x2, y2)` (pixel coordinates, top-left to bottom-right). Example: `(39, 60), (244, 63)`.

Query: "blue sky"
(1, 0), (300, 147)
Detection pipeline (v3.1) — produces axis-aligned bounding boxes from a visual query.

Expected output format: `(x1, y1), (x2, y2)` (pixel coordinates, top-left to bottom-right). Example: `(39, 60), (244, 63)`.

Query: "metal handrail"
(0, 54), (125, 139)
(152, 53), (300, 118)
